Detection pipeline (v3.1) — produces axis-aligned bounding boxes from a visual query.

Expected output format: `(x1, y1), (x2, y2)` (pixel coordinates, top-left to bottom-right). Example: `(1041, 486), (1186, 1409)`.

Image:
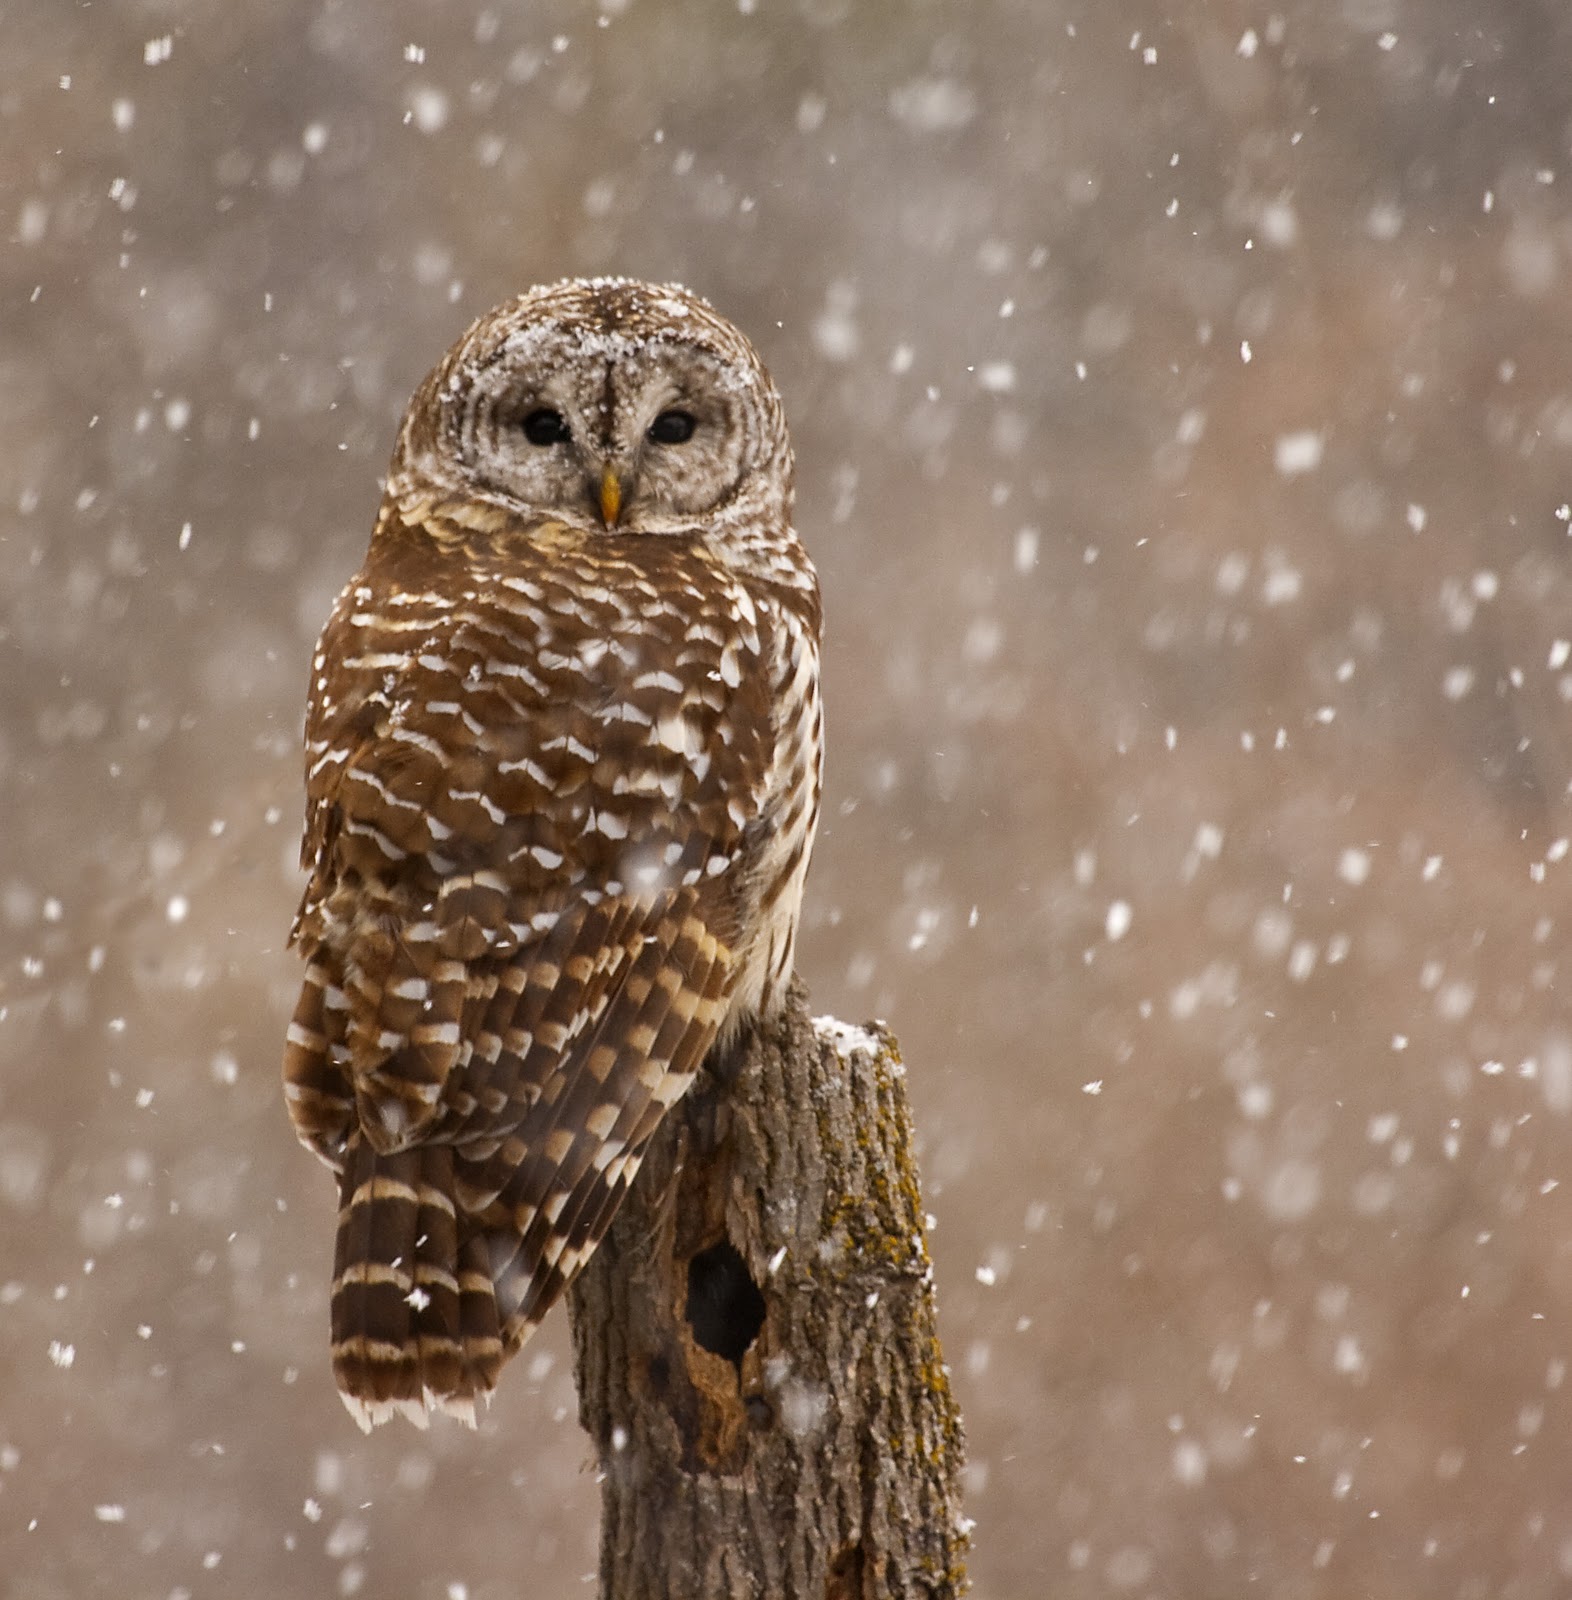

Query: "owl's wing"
(327, 882), (736, 1422)
(284, 530), (783, 1424)
(284, 544), (771, 1166)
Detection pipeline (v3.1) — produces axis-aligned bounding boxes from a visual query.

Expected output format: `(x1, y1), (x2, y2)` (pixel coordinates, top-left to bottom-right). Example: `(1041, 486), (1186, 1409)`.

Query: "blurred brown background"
(4, 1), (1572, 1595)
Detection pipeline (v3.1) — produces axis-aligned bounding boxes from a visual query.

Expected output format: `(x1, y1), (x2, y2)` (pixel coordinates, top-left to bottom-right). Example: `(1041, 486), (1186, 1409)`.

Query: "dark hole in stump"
(826, 1540), (866, 1600)
(685, 1240), (766, 1366)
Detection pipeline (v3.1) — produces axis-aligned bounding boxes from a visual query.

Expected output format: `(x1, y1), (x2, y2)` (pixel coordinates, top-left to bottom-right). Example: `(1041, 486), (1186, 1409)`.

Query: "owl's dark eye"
(521, 408), (572, 446)
(647, 409), (697, 445)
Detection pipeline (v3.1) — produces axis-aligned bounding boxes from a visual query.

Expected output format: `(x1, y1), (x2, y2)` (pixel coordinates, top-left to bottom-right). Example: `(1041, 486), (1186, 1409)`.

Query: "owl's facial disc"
(449, 324), (764, 532)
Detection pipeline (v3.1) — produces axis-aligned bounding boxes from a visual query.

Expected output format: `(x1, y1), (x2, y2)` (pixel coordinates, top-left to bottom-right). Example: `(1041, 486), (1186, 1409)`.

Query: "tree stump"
(569, 982), (969, 1599)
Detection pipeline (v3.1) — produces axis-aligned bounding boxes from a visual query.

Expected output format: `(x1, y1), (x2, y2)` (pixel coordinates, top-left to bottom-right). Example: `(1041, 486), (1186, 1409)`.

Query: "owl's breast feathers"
(284, 502), (821, 1168)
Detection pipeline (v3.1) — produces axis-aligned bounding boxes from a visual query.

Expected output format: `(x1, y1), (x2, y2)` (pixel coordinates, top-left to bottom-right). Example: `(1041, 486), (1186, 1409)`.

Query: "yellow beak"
(599, 464), (623, 527)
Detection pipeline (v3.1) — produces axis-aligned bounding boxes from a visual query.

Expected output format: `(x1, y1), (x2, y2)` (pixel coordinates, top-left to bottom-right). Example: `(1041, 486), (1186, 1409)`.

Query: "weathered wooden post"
(570, 983), (969, 1598)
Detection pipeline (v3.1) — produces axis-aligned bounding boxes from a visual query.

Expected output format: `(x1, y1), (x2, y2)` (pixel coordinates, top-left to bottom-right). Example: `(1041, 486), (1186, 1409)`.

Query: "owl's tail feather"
(330, 1136), (504, 1432)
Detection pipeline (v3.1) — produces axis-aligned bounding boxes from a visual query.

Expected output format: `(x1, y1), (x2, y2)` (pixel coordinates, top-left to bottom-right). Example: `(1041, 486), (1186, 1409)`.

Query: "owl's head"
(392, 278), (794, 540)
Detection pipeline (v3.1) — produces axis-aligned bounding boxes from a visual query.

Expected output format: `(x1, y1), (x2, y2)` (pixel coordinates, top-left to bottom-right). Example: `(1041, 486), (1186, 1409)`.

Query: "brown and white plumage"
(282, 279), (821, 1429)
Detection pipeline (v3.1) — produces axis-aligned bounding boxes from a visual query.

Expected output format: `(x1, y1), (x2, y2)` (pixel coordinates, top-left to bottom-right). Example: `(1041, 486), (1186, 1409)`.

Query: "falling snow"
(6, 2), (1570, 1595)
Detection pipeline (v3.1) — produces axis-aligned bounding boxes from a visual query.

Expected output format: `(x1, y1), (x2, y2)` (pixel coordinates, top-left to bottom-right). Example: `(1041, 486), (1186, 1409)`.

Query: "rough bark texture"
(568, 982), (969, 1599)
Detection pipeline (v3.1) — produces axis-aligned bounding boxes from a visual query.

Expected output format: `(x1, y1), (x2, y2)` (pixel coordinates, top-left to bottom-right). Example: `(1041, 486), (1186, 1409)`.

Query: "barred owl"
(282, 278), (822, 1430)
